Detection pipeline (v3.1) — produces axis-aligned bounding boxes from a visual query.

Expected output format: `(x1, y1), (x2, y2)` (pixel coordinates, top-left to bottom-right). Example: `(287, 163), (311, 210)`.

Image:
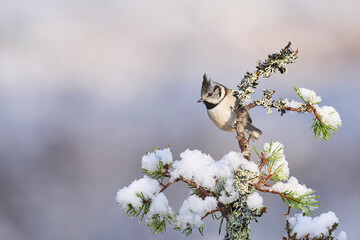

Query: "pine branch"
(202, 208), (223, 220)
(117, 42), (344, 239)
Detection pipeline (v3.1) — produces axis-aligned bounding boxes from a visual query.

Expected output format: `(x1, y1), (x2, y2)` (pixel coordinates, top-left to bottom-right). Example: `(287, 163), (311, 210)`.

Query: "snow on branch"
(284, 211), (347, 240)
(252, 141), (319, 216)
(116, 42), (346, 240)
(232, 42), (341, 145)
(235, 86), (342, 143)
(116, 143), (345, 238)
(116, 148), (266, 236)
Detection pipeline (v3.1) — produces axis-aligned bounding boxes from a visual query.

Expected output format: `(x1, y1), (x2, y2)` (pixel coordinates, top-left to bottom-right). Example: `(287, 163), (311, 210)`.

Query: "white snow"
(271, 176), (312, 198)
(171, 149), (217, 190)
(262, 142), (289, 180)
(170, 150), (257, 191)
(284, 99), (303, 108)
(298, 88), (322, 104)
(288, 211), (339, 238)
(246, 192), (263, 209)
(155, 148), (173, 164)
(314, 105), (342, 128)
(337, 231), (347, 240)
(116, 175), (161, 211)
(215, 151), (259, 177)
(141, 148), (173, 172)
(118, 149), (262, 221)
(145, 192), (174, 222)
(218, 178), (239, 204)
(177, 195), (218, 230)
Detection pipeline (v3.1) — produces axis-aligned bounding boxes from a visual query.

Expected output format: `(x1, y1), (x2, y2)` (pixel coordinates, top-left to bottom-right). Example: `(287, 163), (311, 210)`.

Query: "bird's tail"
(245, 122), (262, 140)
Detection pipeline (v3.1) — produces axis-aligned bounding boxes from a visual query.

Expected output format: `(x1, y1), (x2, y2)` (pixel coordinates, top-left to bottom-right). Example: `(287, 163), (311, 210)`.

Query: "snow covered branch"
(117, 148), (265, 236)
(283, 210), (347, 240)
(116, 42), (345, 239)
(116, 143), (345, 239)
(236, 84), (342, 142)
(233, 42), (341, 142)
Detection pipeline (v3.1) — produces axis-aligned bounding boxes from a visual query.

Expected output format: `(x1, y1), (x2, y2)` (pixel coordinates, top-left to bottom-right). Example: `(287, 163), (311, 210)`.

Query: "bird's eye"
(207, 93), (212, 97)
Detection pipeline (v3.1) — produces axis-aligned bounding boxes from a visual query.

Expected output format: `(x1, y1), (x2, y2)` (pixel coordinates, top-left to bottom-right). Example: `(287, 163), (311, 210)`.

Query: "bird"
(197, 74), (262, 140)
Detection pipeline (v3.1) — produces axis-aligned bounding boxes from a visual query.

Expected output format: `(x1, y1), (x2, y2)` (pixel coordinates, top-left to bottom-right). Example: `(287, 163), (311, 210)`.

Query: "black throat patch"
(204, 101), (218, 110)
(204, 88), (228, 110)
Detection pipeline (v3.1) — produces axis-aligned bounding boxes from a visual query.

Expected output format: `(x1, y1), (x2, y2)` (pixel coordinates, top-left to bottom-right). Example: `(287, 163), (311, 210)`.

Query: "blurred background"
(1, 0), (359, 239)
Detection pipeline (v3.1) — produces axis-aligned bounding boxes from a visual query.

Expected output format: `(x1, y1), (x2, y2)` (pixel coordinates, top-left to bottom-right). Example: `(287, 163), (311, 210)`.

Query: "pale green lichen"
(224, 169), (263, 240)
(235, 42), (297, 101)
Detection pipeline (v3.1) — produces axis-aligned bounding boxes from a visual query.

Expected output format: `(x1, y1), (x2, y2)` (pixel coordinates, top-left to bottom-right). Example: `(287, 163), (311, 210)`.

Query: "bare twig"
(159, 176), (214, 199)
(284, 205), (291, 216)
(254, 185), (299, 204)
(307, 104), (322, 122)
(160, 179), (179, 193)
(190, 188), (203, 198)
(258, 152), (267, 171)
(282, 106), (308, 112)
(179, 176), (214, 198)
(201, 208), (223, 220)
(256, 152), (284, 187)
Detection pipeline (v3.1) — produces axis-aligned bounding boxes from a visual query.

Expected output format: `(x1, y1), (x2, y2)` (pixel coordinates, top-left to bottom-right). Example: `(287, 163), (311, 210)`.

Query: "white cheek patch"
(219, 87), (226, 100)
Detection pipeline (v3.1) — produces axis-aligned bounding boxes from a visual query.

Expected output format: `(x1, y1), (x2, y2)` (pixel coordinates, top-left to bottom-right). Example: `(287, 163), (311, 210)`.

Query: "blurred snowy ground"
(0, 0), (359, 239)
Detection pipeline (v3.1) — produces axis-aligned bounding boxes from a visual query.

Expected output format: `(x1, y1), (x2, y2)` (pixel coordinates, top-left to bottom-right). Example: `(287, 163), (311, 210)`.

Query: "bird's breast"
(206, 96), (237, 132)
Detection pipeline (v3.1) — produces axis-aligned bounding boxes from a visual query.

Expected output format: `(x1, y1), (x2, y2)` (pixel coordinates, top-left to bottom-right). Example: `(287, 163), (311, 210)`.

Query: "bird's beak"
(197, 98), (204, 103)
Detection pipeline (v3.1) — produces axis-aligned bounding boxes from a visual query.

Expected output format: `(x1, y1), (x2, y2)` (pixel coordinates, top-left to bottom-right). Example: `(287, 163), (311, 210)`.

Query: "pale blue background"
(1, 1), (359, 239)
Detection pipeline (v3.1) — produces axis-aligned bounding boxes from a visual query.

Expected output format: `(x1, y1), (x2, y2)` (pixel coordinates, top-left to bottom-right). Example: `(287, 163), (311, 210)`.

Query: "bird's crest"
(201, 74), (212, 96)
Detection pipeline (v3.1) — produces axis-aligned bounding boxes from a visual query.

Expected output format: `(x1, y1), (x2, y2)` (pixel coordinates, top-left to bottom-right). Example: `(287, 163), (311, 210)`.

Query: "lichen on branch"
(116, 42), (345, 240)
(235, 41), (298, 102)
